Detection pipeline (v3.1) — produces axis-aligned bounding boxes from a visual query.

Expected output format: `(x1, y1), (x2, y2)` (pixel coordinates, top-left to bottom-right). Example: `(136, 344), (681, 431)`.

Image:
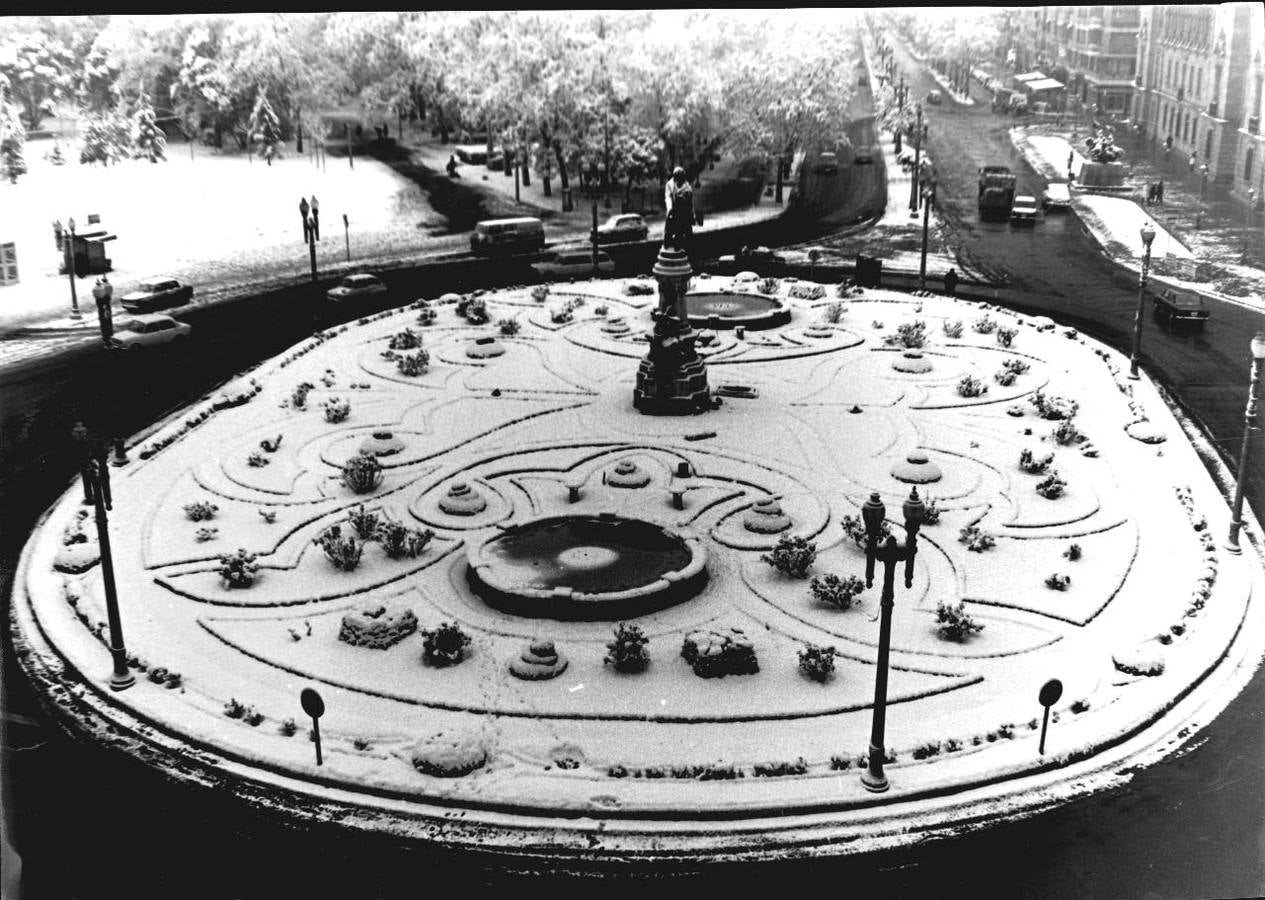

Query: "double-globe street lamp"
(918, 175), (938, 290)
(1226, 332), (1265, 554)
(63, 217), (81, 319)
(1129, 221), (1158, 380)
(908, 105), (926, 218)
(860, 487), (925, 793)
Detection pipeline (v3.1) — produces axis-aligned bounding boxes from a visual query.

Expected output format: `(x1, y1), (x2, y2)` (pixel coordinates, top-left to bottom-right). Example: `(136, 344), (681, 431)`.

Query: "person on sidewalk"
(299, 197), (311, 243)
(943, 268), (958, 295)
(447, 154), (460, 178)
(1188, 151), (1197, 172)
(310, 196), (320, 241)
(1156, 179), (1164, 206)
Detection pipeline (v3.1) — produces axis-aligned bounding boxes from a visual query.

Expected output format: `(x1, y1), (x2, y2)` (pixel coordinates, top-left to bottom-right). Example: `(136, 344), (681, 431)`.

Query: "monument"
(633, 167), (714, 415)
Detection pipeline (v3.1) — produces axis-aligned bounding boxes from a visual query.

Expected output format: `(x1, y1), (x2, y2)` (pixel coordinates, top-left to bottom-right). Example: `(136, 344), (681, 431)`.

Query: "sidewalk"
(1012, 127), (1265, 314)
(1012, 123), (1265, 311)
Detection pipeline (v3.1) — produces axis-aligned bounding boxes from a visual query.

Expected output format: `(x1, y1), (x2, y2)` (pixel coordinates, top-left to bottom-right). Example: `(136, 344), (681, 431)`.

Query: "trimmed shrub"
(224, 698), (246, 719)
(957, 375), (988, 398)
(593, 304), (609, 316)
(1051, 418), (1082, 445)
(291, 382), (316, 409)
(604, 622), (650, 673)
(322, 397), (351, 423)
(314, 524), (363, 571)
(1045, 573), (1072, 591)
(530, 284), (550, 303)
(183, 501), (218, 521)
(498, 318), (520, 336)
(396, 350), (429, 376)
(788, 283), (826, 300)
(810, 573), (865, 610)
(550, 306), (574, 324)
(421, 621), (471, 667)
(994, 368), (1017, 386)
(912, 740), (943, 760)
(823, 301), (846, 323)
(388, 328), (421, 350)
(921, 496), (942, 525)
(1030, 390), (1079, 420)
(757, 277), (779, 295)
(1019, 448), (1054, 474)
(884, 319), (927, 348)
(341, 453), (383, 494)
(194, 527), (218, 543)
(1002, 358), (1030, 375)
(681, 628), (759, 678)
(829, 755), (852, 770)
(841, 513), (891, 549)
(936, 601), (984, 641)
(761, 535), (817, 578)
(279, 717), (298, 736)
(798, 643), (837, 682)
(972, 315), (997, 334)
(942, 319), (964, 338)
(377, 520), (434, 559)
(1035, 472), (1067, 499)
(622, 281), (654, 296)
(1064, 543), (1082, 561)
(464, 298), (489, 325)
(247, 450), (270, 467)
(995, 326), (1018, 348)
(958, 525), (996, 552)
(347, 505), (381, 540)
(218, 548), (260, 589)
(753, 758), (808, 777)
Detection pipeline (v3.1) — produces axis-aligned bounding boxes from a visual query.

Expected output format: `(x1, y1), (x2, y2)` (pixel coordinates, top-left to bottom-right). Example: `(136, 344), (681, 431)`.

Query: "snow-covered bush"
(1035, 472), (1067, 499)
(247, 450), (270, 467)
(757, 277), (779, 295)
(1064, 543), (1083, 561)
(421, 621), (471, 667)
(1002, 358), (1030, 375)
(995, 326), (1018, 348)
(681, 628), (759, 678)
(279, 718), (298, 736)
(291, 382), (315, 409)
(622, 282), (654, 296)
(498, 318), (520, 336)
(463, 298), (489, 325)
(224, 698), (246, 719)
(183, 500), (218, 521)
(593, 304), (609, 316)
(347, 505), (381, 540)
(531, 284), (550, 303)
(341, 453), (383, 494)
(322, 397), (351, 423)
(788, 283), (826, 300)
(972, 315), (997, 335)
(942, 319), (964, 338)
(1045, 573), (1072, 591)
(396, 350), (429, 376)
(823, 301), (846, 323)
(1030, 390), (1079, 420)
(810, 573), (865, 610)
(389, 328), (421, 350)
(994, 368), (1018, 386)
(338, 604), (418, 649)
(258, 508), (277, 524)
(218, 549), (259, 589)
(1019, 448), (1054, 474)
(550, 306), (574, 324)
(753, 757), (808, 777)
(194, 527), (218, 543)
(798, 643), (837, 682)
(841, 512), (891, 548)
(921, 496), (942, 525)
(957, 375), (988, 398)
(958, 524), (996, 552)
(376, 521), (433, 559)
(1051, 418), (1083, 446)
(604, 622), (650, 673)
(314, 523), (363, 571)
(936, 601), (984, 641)
(761, 535), (817, 578)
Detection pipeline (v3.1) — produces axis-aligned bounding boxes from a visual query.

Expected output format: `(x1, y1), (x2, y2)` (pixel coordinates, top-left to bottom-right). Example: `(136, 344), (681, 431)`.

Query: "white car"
(1043, 181), (1071, 210)
(595, 213), (649, 243)
(111, 314), (192, 350)
(532, 250), (616, 281)
(1010, 195), (1040, 225)
(326, 273), (388, 302)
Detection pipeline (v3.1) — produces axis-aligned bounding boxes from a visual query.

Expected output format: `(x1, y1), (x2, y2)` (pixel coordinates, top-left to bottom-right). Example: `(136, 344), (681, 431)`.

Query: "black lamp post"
(908, 108), (925, 217)
(1129, 221), (1157, 380)
(1244, 188), (1257, 263)
(919, 176), (937, 290)
(64, 217), (81, 319)
(72, 423), (135, 692)
(1196, 164), (1208, 230)
(1226, 332), (1265, 554)
(860, 487), (925, 793)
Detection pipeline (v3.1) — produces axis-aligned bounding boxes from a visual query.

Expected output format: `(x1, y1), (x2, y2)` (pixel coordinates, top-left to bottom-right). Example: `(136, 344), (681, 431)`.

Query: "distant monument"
(633, 173), (713, 415)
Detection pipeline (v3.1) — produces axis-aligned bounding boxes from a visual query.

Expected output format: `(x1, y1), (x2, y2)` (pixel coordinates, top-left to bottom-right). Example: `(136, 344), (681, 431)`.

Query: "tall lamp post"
(1196, 164), (1208, 230)
(860, 487), (925, 793)
(1128, 221), (1157, 380)
(918, 176), (937, 290)
(1244, 188), (1257, 263)
(908, 105), (925, 217)
(1226, 332), (1265, 554)
(64, 217), (81, 319)
(72, 423), (135, 692)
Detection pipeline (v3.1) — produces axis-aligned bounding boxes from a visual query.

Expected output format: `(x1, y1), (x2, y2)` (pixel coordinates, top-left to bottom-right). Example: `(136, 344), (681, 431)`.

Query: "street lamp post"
(1244, 188), (1257, 263)
(908, 105), (924, 216)
(919, 176), (937, 290)
(860, 488), (925, 793)
(1226, 332), (1265, 554)
(64, 217), (81, 319)
(1196, 164), (1208, 230)
(1129, 221), (1157, 380)
(72, 423), (135, 692)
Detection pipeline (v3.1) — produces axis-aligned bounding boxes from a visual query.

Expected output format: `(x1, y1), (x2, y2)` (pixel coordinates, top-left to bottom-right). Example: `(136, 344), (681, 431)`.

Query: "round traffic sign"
(1038, 678), (1063, 708)
(300, 687), (325, 718)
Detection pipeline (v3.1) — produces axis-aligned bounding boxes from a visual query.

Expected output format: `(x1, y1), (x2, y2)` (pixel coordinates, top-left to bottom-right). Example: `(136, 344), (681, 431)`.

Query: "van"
(470, 217), (546, 255)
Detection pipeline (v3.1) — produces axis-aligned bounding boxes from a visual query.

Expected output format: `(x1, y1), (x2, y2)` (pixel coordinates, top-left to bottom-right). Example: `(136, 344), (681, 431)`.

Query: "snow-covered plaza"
(12, 271), (1264, 861)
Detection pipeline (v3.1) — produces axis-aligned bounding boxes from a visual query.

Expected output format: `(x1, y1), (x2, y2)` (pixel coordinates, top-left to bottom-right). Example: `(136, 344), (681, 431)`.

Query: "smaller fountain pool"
(684, 292), (790, 330)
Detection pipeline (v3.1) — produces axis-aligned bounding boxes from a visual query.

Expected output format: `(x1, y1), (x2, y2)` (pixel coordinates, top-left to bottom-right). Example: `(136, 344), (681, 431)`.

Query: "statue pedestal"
(633, 245), (712, 416)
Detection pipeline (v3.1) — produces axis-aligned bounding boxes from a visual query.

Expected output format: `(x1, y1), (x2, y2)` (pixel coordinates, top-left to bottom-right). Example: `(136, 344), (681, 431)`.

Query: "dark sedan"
(1152, 286), (1210, 328)
(119, 277), (194, 312)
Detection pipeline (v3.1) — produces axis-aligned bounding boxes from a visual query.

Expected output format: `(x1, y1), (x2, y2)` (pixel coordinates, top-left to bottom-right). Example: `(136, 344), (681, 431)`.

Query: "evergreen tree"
(80, 112), (131, 167)
(132, 85), (167, 163)
(0, 86), (27, 183)
(249, 88), (281, 166)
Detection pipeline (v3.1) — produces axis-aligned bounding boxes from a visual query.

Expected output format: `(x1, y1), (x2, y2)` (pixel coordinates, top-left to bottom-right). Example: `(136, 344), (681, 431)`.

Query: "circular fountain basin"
(467, 514), (707, 620)
(684, 292), (789, 330)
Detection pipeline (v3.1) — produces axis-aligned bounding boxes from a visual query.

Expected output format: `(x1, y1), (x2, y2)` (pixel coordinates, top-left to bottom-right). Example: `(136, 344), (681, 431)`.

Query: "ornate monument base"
(633, 246), (713, 416)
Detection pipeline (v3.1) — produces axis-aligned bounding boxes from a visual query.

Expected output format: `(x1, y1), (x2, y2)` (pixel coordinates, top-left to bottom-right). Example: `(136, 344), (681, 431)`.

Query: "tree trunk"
(296, 109), (303, 154)
(520, 139), (530, 187)
(553, 139), (569, 191)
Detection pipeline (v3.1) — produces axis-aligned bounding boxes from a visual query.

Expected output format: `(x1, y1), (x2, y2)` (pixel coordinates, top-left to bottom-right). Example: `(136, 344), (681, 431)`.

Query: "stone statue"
(663, 166), (694, 251)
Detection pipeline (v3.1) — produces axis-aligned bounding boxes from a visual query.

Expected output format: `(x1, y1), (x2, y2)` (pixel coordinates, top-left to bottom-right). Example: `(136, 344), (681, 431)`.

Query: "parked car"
(853, 145), (874, 165)
(470, 217), (546, 255)
(1042, 181), (1071, 210)
(814, 151), (839, 175)
(926, 89), (944, 105)
(715, 246), (788, 276)
(326, 272), (388, 303)
(119, 276), (193, 312)
(595, 213), (649, 244)
(1152, 286), (1210, 328)
(110, 314), (191, 350)
(532, 250), (616, 281)
(454, 145), (488, 165)
(1010, 195), (1040, 225)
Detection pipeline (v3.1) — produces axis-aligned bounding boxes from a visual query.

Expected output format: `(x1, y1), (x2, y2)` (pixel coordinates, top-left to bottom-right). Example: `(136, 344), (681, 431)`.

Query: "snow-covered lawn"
(13, 274), (1262, 857)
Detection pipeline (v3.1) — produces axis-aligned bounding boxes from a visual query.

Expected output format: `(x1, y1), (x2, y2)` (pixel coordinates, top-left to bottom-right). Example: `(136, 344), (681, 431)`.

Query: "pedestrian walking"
(299, 197), (310, 243)
(447, 154), (460, 178)
(310, 196), (320, 241)
(1188, 151), (1197, 172)
(1156, 179), (1164, 206)
(943, 267), (959, 295)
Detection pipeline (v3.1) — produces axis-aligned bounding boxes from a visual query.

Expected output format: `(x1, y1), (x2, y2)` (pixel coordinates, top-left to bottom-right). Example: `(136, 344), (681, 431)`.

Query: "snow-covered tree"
(132, 83), (166, 162)
(0, 82), (28, 183)
(249, 86), (281, 164)
(79, 111), (131, 166)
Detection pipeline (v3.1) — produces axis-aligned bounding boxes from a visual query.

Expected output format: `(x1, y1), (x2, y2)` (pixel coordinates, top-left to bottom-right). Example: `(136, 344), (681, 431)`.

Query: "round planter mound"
(465, 336), (506, 359)
(54, 541), (100, 574)
(684, 292), (790, 330)
(743, 498), (792, 534)
(892, 350), (934, 373)
(508, 639), (569, 680)
(606, 459), (651, 488)
(359, 430), (406, 457)
(438, 481), (488, 515)
(1126, 420), (1167, 444)
(410, 730), (488, 777)
(338, 603), (418, 649)
(891, 450), (943, 484)
(467, 513), (707, 621)
(601, 317), (631, 335)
